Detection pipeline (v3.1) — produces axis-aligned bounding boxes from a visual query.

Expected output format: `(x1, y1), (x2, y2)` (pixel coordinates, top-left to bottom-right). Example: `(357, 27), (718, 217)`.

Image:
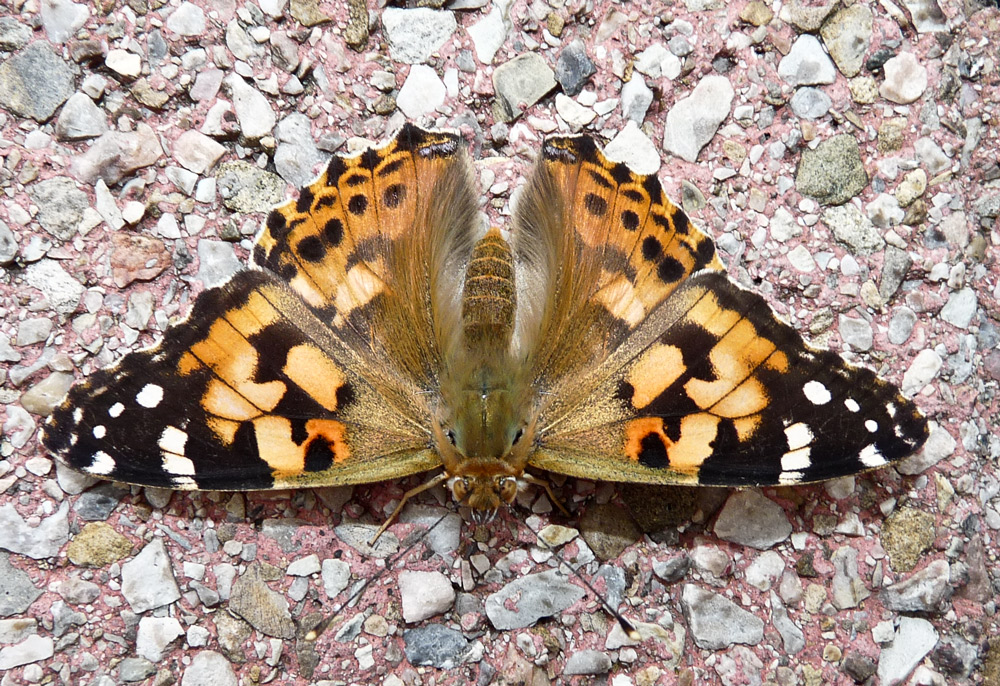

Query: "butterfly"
(43, 124), (928, 540)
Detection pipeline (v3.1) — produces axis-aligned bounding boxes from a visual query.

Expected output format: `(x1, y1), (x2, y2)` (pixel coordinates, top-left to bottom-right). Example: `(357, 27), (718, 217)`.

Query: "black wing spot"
(343, 173), (369, 187)
(323, 218), (344, 246)
(382, 183), (406, 209)
(304, 439), (336, 472)
(297, 235), (326, 262)
(610, 162), (632, 185)
(642, 235), (663, 260)
(584, 192), (608, 216)
(347, 194), (369, 215)
(637, 432), (670, 469)
(296, 188), (314, 214)
(657, 255), (686, 283)
(326, 157), (348, 185)
(266, 211), (289, 240)
(621, 209), (640, 232)
(587, 169), (614, 189)
(693, 237), (715, 268)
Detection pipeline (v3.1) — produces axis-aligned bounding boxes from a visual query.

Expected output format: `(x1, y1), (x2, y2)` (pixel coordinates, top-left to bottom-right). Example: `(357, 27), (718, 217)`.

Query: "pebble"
(286, 553), (321, 577)
(274, 113), (326, 187)
(555, 39), (595, 96)
(880, 559), (951, 613)
(397, 64), (446, 119)
(174, 130), (227, 175)
(485, 570), (585, 630)
(663, 75), (734, 163)
(580, 503), (642, 560)
(28, 176), (89, 241)
(901, 349), (943, 397)
(877, 617), (939, 686)
(769, 591), (805, 653)
(620, 75), (652, 124)
(0, 17), (32, 51)
(939, 288), (977, 329)
(110, 233), (171, 288)
(121, 539), (182, 613)
(399, 570), (455, 623)
(881, 508), (936, 572)
(819, 5), (872, 77)
(2, 406), (34, 448)
(867, 193), (905, 228)
(54, 576), (101, 605)
(831, 545), (870, 609)
(215, 161), (286, 213)
(0, 42), (75, 122)
(119, 657), (157, 681)
(604, 121), (660, 175)
(745, 551), (784, 591)
(106, 49), (142, 78)
(789, 87), (832, 119)
(321, 558), (351, 599)
(898, 422), (955, 475)
(398, 503), (462, 555)
(839, 314), (874, 351)
(880, 52), (927, 104)
(40, 0), (89, 43)
(136, 616), (185, 661)
(823, 203), (883, 254)
(0, 635), (54, 670)
(229, 563), (296, 638)
(778, 35), (837, 86)
(0, 219), (16, 263)
(166, 2), (206, 36)
(181, 651), (238, 686)
(54, 92), (108, 140)
(786, 244), (816, 272)
(0, 501), (69, 560)
(492, 53), (556, 122)
(681, 585), (765, 649)
(879, 246), (911, 300)
(402, 624), (469, 669)
(0, 552), (43, 615)
(382, 8), (456, 65)
(888, 307), (918, 345)
(899, 0), (948, 33)
(634, 44), (680, 80)
(196, 240), (242, 288)
(797, 135), (868, 206)
(555, 94), (596, 130)
(70, 124), (164, 185)
(467, 7), (507, 65)
(0, 618), (36, 643)
(713, 491), (791, 550)
(66, 521), (132, 566)
(564, 649), (613, 675)
(73, 483), (127, 521)
(225, 74), (276, 139)
(16, 318), (53, 346)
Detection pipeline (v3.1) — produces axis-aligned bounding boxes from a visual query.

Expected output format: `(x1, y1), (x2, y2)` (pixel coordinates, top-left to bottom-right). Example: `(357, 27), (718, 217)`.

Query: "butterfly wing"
(519, 136), (927, 487)
(43, 270), (440, 490)
(45, 125), (481, 490)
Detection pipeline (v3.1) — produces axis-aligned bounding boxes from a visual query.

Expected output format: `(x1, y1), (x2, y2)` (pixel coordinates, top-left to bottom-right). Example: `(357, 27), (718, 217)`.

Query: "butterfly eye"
(512, 428), (524, 445)
(446, 429), (456, 446)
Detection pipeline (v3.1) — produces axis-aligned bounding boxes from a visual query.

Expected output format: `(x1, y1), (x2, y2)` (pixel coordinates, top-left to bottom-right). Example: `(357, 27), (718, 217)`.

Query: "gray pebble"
(831, 545), (870, 609)
(121, 539), (181, 613)
(0, 552), (43, 616)
(402, 624), (469, 669)
(797, 135), (868, 206)
(769, 591), (805, 653)
(28, 177), (89, 241)
(70, 124), (164, 185)
(73, 483), (127, 521)
(819, 5), (873, 77)
(839, 314), (874, 351)
(789, 87), (832, 119)
(15, 318), (53, 347)
(880, 558), (951, 613)
(180, 651), (238, 686)
(713, 490), (791, 550)
(664, 75), (734, 163)
(823, 203), (884, 254)
(0, 42), (75, 122)
(55, 92), (109, 141)
(0, 501), (69, 560)
(229, 563), (295, 639)
(51, 599), (86, 637)
(888, 306), (918, 345)
(55, 577), (100, 605)
(879, 246), (912, 300)
(939, 288), (977, 329)
(118, 657), (157, 682)
(652, 554), (690, 583)
(485, 570), (584, 630)
(165, 1), (206, 36)
(555, 39), (595, 97)
(876, 617), (938, 686)
(778, 35), (836, 86)
(196, 240), (242, 289)
(382, 8), (457, 65)
(0, 17), (32, 51)
(399, 503), (462, 555)
(321, 558), (351, 599)
(564, 649), (612, 675)
(275, 113), (327, 187)
(681, 584), (765, 649)
(0, 219), (16, 264)
(620, 75), (653, 124)
(493, 53), (556, 122)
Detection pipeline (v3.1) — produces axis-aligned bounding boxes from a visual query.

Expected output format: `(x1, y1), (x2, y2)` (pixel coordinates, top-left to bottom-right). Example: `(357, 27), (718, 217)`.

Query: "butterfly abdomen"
(462, 228), (516, 349)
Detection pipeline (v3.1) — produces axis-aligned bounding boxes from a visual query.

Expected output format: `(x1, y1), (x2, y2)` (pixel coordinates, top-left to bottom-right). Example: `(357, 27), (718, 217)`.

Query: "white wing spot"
(158, 426), (188, 457)
(92, 425), (107, 439)
(172, 476), (198, 489)
(844, 398), (860, 413)
(782, 447), (812, 472)
(784, 422), (814, 451)
(802, 380), (832, 405)
(108, 402), (125, 418)
(886, 403), (897, 418)
(859, 444), (886, 468)
(73, 408), (84, 423)
(162, 453), (196, 477)
(865, 419), (878, 433)
(136, 384), (164, 409)
(779, 471), (805, 484)
(89, 451), (116, 475)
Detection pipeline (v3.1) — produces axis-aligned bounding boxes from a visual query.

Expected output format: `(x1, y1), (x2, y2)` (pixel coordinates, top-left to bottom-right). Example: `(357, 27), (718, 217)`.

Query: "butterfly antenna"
(527, 520), (641, 641)
(305, 512), (450, 642)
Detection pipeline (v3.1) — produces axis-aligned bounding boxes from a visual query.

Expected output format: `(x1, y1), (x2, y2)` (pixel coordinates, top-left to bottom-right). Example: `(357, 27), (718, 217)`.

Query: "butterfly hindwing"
(44, 269), (439, 491)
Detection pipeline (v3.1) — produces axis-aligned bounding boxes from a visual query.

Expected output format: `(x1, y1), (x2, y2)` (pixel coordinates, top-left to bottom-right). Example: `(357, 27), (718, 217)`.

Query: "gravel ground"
(1, 0), (998, 684)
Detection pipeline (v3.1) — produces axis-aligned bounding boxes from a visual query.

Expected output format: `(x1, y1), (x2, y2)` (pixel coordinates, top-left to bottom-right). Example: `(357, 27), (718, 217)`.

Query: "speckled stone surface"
(1, 0), (998, 683)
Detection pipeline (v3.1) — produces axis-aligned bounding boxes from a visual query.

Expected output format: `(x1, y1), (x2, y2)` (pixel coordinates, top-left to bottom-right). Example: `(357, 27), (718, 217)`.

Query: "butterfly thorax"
(433, 228), (534, 512)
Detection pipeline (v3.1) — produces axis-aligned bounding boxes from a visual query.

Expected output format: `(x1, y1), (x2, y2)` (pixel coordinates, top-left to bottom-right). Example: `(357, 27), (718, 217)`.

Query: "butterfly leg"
(368, 472), (450, 546)
(521, 472), (570, 517)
